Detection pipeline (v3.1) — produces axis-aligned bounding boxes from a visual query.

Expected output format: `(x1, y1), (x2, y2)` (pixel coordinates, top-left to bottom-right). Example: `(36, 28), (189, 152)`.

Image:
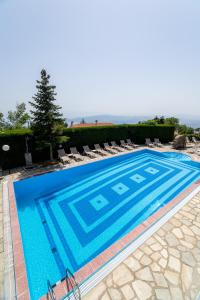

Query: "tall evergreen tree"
(29, 69), (67, 160)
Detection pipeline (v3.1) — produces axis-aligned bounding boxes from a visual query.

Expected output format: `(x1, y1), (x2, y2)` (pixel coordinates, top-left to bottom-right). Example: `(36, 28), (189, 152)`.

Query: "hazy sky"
(0, 0), (200, 118)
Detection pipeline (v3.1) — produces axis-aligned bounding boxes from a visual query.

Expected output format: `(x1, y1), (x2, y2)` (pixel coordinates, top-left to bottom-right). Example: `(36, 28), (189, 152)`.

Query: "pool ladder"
(47, 268), (81, 300)
(47, 280), (56, 300)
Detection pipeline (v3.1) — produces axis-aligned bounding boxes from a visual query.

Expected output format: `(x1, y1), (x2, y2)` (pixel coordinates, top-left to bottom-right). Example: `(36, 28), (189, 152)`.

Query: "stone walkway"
(83, 192), (200, 300)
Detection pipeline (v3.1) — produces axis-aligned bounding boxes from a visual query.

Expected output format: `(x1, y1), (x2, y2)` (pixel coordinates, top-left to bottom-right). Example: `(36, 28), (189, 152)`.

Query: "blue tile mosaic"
(111, 182), (129, 195)
(89, 195), (109, 211)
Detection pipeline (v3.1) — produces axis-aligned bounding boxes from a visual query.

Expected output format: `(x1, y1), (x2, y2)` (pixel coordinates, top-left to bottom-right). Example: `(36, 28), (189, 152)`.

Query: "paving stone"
(101, 292), (111, 300)
(160, 249), (168, 259)
(170, 219), (182, 227)
(142, 246), (153, 255)
(157, 228), (165, 237)
(108, 288), (122, 300)
(154, 234), (166, 246)
(181, 264), (193, 292)
(120, 284), (135, 300)
(150, 242), (162, 251)
(172, 228), (183, 239)
(168, 256), (181, 273)
(106, 274), (113, 287)
(165, 233), (179, 247)
(177, 245), (187, 252)
(151, 252), (161, 261)
(155, 288), (171, 300)
(168, 247), (180, 258)
(112, 264), (134, 286)
(133, 249), (143, 260)
(180, 240), (194, 249)
(132, 280), (152, 300)
(135, 267), (153, 281)
(162, 222), (173, 231)
(124, 257), (141, 272)
(164, 270), (179, 285)
(146, 237), (157, 245)
(182, 252), (196, 267)
(158, 258), (167, 268)
(150, 262), (161, 272)
(191, 225), (200, 236)
(153, 272), (168, 287)
(140, 254), (152, 266)
(184, 235), (196, 245)
(181, 211), (195, 220)
(170, 287), (184, 300)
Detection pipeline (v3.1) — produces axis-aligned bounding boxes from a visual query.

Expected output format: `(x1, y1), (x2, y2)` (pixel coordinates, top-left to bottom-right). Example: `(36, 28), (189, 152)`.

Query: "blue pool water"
(14, 149), (200, 299)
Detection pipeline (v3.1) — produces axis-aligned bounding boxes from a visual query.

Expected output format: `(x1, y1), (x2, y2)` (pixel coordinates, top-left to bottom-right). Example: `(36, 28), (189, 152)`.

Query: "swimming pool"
(13, 149), (200, 299)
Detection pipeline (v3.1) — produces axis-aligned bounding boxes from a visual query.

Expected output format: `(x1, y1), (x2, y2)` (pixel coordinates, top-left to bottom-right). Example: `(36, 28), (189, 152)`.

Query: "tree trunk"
(49, 143), (53, 161)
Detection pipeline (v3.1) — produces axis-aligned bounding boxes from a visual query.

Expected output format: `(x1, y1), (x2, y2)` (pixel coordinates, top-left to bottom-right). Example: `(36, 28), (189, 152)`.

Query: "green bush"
(63, 124), (175, 150)
(0, 124), (175, 169)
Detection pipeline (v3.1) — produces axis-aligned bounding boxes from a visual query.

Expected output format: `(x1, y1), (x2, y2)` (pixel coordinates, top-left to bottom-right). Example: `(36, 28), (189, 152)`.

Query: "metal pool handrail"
(65, 268), (81, 300)
(47, 280), (56, 300)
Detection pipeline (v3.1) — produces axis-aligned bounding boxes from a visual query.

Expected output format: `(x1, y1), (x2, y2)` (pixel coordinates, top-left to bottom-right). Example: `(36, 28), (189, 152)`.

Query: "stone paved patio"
(83, 192), (200, 300)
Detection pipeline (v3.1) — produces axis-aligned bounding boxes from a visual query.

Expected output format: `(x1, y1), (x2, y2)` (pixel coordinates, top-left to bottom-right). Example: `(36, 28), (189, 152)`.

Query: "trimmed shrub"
(0, 124), (175, 169)
(63, 124), (175, 150)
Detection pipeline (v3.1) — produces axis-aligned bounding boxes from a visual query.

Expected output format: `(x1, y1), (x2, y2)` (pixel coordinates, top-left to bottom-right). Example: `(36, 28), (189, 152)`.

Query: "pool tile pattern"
(111, 183), (129, 195)
(130, 174), (145, 183)
(90, 195), (109, 211)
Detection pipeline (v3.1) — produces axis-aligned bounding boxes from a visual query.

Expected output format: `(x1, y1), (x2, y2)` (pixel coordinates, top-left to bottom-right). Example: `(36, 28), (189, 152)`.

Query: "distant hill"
(66, 114), (200, 128)
(67, 115), (152, 125)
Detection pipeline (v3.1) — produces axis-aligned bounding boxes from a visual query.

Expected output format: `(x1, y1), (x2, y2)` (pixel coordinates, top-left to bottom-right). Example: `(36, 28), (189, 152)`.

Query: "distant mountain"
(67, 114), (152, 125)
(66, 114), (200, 128)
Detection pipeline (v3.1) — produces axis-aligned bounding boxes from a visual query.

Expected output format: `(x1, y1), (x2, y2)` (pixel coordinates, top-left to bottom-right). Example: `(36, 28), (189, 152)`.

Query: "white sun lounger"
(154, 138), (163, 147)
(126, 139), (138, 148)
(57, 149), (71, 164)
(94, 144), (108, 156)
(83, 145), (99, 158)
(145, 138), (154, 147)
(120, 140), (133, 150)
(69, 147), (84, 161)
(111, 141), (124, 152)
(192, 137), (199, 144)
(103, 143), (118, 154)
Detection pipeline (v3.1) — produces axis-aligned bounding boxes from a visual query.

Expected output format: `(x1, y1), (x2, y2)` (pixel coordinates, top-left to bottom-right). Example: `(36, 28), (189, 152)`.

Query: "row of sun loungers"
(57, 139), (139, 164)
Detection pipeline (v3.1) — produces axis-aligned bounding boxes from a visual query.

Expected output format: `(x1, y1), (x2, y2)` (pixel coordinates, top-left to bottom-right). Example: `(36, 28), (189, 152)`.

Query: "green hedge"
(63, 124), (175, 150)
(0, 125), (175, 169)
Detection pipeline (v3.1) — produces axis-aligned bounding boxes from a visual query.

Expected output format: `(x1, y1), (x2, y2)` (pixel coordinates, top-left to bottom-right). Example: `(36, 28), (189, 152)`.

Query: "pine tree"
(29, 69), (67, 160)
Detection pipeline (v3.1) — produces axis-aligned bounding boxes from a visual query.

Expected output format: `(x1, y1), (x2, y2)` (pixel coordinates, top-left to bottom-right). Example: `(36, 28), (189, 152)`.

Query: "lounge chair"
(192, 137), (199, 144)
(103, 143), (118, 154)
(94, 144), (108, 156)
(57, 149), (71, 164)
(145, 138), (154, 147)
(120, 140), (133, 150)
(126, 139), (138, 148)
(83, 145), (99, 158)
(69, 147), (84, 161)
(154, 138), (163, 147)
(111, 141), (124, 152)
(186, 136), (191, 144)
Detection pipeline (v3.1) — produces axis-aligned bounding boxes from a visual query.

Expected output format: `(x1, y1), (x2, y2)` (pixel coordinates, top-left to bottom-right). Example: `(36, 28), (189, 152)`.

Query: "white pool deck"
(0, 144), (200, 300)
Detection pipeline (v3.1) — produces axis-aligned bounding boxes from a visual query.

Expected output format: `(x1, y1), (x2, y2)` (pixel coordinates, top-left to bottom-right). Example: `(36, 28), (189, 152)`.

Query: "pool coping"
(6, 157), (200, 299)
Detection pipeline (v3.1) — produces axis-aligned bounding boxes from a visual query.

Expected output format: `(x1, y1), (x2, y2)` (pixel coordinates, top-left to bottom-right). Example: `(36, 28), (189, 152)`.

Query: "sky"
(0, 0), (200, 118)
